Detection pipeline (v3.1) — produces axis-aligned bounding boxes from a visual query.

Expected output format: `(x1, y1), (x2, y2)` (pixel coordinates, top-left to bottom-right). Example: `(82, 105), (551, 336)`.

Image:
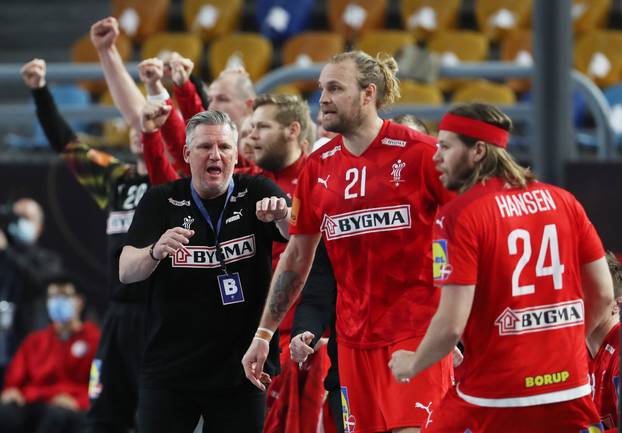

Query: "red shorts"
(338, 337), (453, 433)
(427, 387), (604, 433)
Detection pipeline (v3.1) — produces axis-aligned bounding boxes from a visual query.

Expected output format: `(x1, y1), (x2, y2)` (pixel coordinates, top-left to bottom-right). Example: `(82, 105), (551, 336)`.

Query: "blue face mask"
(47, 296), (75, 323)
(8, 218), (37, 245)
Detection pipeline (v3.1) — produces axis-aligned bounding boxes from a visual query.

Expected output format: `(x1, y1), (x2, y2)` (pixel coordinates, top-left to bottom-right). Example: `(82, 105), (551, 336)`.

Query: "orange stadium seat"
(282, 31), (345, 92)
(452, 79), (517, 105)
(327, 0), (388, 41)
(427, 30), (489, 92)
(271, 84), (303, 97)
(398, 80), (444, 105)
(99, 87), (148, 147)
(141, 32), (204, 73)
(112, 0), (171, 42)
(574, 30), (622, 88)
(182, 0), (243, 42)
(474, 0), (532, 42)
(400, 0), (462, 41)
(71, 32), (133, 95)
(500, 30), (532, 93)
(572, 0), (611, 34)
(356, 30), (415, 58)
(209, 33), (273, 82)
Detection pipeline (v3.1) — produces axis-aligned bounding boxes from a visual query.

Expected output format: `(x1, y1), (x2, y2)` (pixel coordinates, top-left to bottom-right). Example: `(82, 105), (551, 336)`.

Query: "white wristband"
(257, 327), (274, 337)
(147, 89), (170, 102)
(253, 336), (270, 345)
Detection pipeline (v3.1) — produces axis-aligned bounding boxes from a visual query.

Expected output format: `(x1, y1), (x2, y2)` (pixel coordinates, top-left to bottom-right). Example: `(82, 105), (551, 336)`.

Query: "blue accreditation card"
(217, 272), (245, 305)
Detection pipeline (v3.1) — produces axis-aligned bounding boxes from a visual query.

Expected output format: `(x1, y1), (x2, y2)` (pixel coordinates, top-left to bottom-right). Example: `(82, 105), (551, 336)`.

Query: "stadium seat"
(99, 86), (147, 147)
(427, 30), (489, 92)
(400, 0), (461, 41)
(574, 30), (622, 88)
(256, 0), (315, 44)
(356, 30), (415, 58)
(182, 0), (243, 42)
(71, 32), (133, 95)
(474, 0), (532, 42)
(282, 31), (345, 91)
(141, 32), (204, 75)
(500, 30), (532, 93)
(327, 0), (388, 41)
(572, 0), (611, 34)
(112, 0), (170, 42)
(452, 80), (517, 105)
(271, 84), (303, 97)
(209, 33), (273, 81)
(398, 80), (444, 105)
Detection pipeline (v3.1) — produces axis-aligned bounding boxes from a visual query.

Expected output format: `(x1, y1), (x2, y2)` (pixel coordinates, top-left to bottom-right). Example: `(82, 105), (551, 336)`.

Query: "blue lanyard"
(190, 179), (235, 273)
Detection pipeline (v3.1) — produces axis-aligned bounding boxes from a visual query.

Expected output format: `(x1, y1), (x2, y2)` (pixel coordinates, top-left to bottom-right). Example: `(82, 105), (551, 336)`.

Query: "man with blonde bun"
(389, 102), (611, 433)
(243, 51), (454, 433)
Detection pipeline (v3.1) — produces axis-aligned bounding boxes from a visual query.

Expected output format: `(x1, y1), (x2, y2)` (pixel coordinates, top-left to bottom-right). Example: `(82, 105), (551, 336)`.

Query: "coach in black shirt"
(119, 110), (290, 433)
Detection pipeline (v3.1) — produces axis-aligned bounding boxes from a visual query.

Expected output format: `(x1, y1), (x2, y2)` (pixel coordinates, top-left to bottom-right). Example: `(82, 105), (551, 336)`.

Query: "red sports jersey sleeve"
(290, 121), (452, 348)
(589, 322), (620, 430)
(433, 178), (605, 407)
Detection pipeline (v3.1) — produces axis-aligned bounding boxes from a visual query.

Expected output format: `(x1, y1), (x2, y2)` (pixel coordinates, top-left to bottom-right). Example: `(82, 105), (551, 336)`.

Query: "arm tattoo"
(269, 271), (303, 322)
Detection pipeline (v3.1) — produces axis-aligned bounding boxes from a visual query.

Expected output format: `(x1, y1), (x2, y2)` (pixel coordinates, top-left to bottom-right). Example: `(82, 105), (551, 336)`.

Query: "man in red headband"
(389, 102), (613, 432)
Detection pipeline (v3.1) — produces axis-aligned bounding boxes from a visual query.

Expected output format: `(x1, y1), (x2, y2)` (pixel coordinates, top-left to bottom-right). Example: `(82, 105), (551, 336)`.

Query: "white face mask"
(8, 218), (38, 245)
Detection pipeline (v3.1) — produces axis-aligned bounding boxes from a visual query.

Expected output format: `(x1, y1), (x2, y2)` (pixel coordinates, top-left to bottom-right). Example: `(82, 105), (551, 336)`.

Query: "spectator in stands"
(0, 275), (100, 433)
(0, 197), (63, 384)
(588, 251), (622, 432)
(389, 102), (611, 432)
(207, 68), (256, 131)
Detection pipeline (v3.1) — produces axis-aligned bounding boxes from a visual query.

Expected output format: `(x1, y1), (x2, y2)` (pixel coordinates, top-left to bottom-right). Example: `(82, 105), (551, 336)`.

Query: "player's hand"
(140, 102), (172, 133)
(170, 56), (194, 87)
(90, 17), (120, 51)
(138, 58), (164, 85)
(152, 227), (194, 259)
(289, 331), (315, 363)
(256, 197), (288, 223)
(0, 388), (25, 406)
(50, 393), (79, 411)
(21, 59), (46, 89)
(242, 338), (272, 391)
(388, 349), (417, 384)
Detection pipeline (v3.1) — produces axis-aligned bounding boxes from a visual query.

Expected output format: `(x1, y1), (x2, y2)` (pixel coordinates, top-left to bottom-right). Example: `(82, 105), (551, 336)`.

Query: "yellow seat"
(474, 0), (532, 42)
(182, 0), (243, 42)
(500, 30), (532, 93)
(209, 33), (273, 81)
(271, 84), (303, 97)
(141, 32), (204, 75)
(427, 30), (489, 92)
(99, 86), (147, 146)
(71, 32), (133, 95)
(574, 30), (622, 88)
(112, 0), (171, 42)
(400, 0), (462, 41)
(356, 30), (415, 58)
(573, 0), (611, 34)
(398, 80), (443, 105)
(327, 0), (388, 41)
(452, 80), (516, 105)
(282, 31), (345, 92)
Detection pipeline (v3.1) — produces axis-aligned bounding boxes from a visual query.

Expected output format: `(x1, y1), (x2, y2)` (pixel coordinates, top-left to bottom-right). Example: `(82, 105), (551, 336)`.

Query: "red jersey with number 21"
(290, 120), (453, 349)
(433, 177), (604, 407)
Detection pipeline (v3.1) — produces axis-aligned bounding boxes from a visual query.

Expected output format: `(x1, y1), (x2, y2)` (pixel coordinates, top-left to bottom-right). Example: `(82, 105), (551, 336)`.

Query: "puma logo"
(317, 175), (330, 188)
(225, 210), (243, 224)
(435, 217), (445, 229)
(415, 401), (433, 428)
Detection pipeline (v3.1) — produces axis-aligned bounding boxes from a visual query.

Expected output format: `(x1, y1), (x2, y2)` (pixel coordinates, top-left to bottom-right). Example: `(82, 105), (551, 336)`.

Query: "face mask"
(8, 218), (37, 245)
(47, 296), (75, 323)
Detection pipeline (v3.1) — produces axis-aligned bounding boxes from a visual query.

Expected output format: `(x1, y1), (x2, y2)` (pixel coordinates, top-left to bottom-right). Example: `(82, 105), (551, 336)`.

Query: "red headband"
(439, 113), (509, 148)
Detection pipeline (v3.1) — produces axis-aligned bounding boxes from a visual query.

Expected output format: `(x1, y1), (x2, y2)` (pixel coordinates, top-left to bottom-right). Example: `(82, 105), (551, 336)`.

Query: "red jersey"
(290, 120), (453, 348)
(590, 322), (620, 429)
(3, 322), (101, 410)
(433, 177), (605, 407)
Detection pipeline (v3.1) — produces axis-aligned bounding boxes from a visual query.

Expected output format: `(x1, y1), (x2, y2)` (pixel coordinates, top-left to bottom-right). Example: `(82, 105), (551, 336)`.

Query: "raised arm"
(90, 16), (145, 131)
(581, 256), (615, 336)
(140, 102), (181, 185)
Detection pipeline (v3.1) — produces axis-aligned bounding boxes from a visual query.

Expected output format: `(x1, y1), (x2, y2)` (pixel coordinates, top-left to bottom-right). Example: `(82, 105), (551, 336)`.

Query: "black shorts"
(84, 301), (147, 433)
(137, 383), (265, 433)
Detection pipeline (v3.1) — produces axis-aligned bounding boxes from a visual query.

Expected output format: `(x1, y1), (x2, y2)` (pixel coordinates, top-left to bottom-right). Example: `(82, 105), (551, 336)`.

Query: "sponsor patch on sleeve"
(290, 196), (300, 226)
(433, 239), (452, 281)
